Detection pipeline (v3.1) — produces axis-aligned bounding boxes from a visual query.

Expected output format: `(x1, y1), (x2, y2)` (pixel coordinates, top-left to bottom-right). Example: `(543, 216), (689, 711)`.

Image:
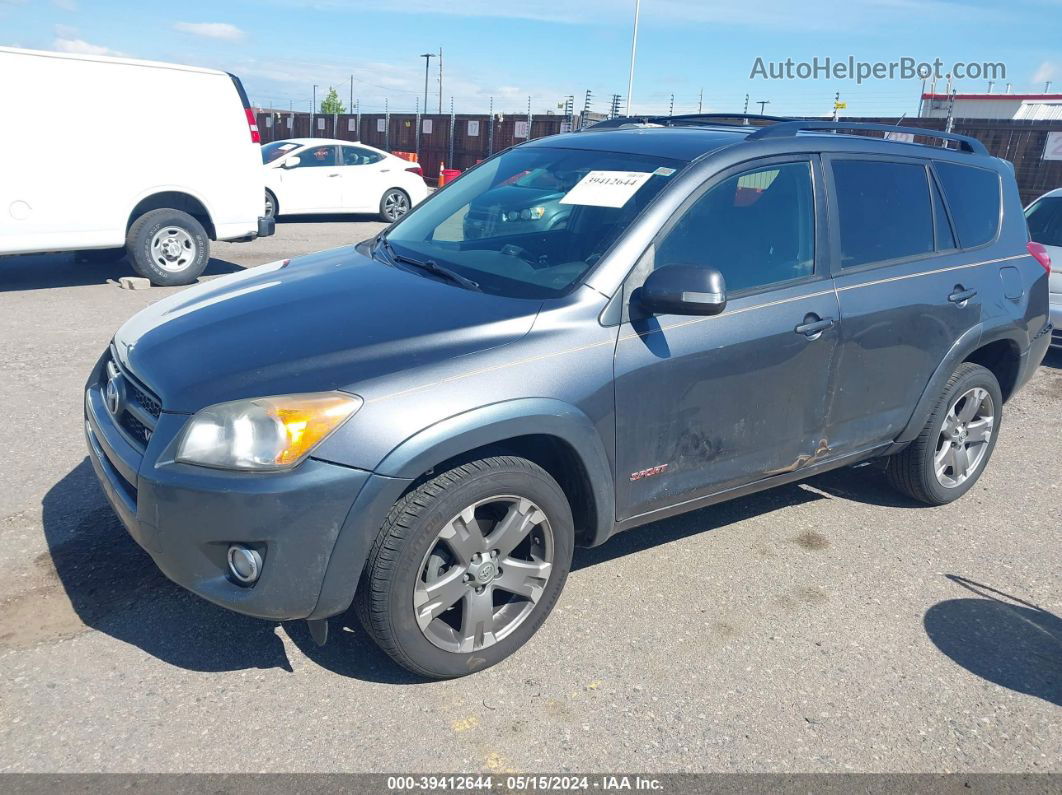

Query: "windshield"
(261, 140), (302, 164)
(382, 146), (687, 298)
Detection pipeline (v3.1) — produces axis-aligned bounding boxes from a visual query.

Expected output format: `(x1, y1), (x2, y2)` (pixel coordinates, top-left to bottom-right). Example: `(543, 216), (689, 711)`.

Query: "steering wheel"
(500, 244), (540, 266)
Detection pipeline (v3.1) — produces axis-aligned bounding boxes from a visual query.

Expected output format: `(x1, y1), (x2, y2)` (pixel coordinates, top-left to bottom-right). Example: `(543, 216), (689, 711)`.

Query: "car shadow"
(0, 252), (244, 292)
(277, 213), (382, 224)
(924, 575), (1061, 706)
(1039, 347), (1062, 370)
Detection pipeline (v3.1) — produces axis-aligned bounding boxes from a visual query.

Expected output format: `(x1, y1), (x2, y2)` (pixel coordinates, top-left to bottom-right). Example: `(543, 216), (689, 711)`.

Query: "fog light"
(227, 545), (262, 585)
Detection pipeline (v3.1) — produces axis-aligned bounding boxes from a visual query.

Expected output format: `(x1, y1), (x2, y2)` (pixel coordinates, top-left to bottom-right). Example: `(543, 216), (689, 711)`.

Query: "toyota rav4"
(85, 117), (1052, 678)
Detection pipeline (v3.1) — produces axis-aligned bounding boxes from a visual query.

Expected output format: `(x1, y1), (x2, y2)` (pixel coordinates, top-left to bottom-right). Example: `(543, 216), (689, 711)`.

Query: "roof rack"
(586, 112), (790, 130)
(746, 121), (988, 155)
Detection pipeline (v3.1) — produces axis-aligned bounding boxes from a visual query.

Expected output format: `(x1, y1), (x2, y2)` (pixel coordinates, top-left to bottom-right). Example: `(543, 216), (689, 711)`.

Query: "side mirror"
(635, 265), (727, 316)
(282, 155), (301, 169)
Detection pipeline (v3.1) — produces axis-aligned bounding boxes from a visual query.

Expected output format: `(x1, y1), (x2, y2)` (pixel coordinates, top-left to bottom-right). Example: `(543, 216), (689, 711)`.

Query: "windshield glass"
(261, 140), (302, 164)
(383, 146), (687, 298)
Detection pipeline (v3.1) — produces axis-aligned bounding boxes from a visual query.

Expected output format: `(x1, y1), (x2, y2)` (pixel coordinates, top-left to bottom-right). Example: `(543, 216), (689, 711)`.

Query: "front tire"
(355, 456), (574, 679)
(126, 208), (209, 286)
(379, 188), (411, 222)
(264, 190), (278, 219)
(886, 362), (1002, 505)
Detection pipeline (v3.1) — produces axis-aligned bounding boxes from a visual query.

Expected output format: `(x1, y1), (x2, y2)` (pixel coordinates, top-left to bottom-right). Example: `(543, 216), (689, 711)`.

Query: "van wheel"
(886, 362), (1002, 505)
(380, 189), (410, 222)
(355, 456), (574, 679)
(126, 208), (209, 286)
(264, 190), (277, 219)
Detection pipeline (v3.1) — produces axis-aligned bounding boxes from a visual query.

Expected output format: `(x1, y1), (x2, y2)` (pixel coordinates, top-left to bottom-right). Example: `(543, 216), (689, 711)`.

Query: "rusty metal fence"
(256, 110), (1062, 202)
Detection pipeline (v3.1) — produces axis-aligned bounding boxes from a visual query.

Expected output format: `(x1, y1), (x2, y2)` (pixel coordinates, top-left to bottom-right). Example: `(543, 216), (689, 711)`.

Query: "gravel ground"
(0, 218), (1059, 773)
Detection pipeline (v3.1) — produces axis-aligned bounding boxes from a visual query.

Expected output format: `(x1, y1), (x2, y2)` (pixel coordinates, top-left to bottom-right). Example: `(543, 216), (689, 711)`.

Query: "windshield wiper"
(375, 237), (481, 291)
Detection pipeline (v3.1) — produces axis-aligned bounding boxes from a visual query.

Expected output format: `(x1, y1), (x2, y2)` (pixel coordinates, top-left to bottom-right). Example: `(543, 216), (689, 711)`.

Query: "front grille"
(104, 349), (162, 451)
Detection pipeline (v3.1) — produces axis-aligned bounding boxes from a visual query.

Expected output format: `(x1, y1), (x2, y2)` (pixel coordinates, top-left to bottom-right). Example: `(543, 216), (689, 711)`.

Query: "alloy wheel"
(383, 191), (410, 221)
(934, 386), (995, 488)
(414, 495), (554, 653)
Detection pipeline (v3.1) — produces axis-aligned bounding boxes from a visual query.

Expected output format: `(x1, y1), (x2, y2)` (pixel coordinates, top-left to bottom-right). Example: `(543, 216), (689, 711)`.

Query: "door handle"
(948, 287), (977, 305)
(795, 316), (835, 338)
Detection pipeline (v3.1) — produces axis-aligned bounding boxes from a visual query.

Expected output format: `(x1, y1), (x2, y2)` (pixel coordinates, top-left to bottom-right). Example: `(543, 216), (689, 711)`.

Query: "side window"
(934, 161), (1001, 248)
(1026, 196), (1062, 247)
(931, 177), (957, 250)
(295, 145), (337, 167)
(342, 146), (384, 166)
(653, 162), (815, 293)
(832, 159), (934, 268)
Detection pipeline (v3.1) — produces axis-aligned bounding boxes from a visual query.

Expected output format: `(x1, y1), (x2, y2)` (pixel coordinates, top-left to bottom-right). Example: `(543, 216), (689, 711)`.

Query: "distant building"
(920, 92), (1062, 120)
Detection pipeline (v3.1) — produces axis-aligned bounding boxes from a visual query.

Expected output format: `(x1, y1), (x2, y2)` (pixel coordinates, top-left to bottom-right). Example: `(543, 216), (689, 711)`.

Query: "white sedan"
(261, 138), (429, 222)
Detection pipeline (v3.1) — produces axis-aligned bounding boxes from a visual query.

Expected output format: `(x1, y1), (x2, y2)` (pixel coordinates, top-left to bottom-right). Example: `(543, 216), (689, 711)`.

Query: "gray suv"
(85, 117), (1052, 678)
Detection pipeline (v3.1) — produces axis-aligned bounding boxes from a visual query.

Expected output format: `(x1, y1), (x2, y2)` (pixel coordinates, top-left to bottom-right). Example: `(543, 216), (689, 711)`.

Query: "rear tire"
(126, 208), (209, 286)
(355, 456), (574, 679)
(886, 362), (1002, 505)
(379, 188), (411, 222)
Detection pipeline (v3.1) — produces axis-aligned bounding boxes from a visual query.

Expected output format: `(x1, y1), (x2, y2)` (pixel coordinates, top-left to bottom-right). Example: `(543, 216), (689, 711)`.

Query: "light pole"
(420, 53), (435, 117)
(312, 84), (317, 133)
(626, 0), (640, 116)
(757, 99), (770, 114)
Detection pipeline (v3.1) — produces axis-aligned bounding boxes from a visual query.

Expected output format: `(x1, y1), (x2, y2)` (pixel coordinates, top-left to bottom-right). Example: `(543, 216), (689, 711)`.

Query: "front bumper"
(84, 356), (371, 621)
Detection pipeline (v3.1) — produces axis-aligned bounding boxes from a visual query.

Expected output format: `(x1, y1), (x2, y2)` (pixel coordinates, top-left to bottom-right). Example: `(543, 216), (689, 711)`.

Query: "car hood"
(113, 247), (542, 413)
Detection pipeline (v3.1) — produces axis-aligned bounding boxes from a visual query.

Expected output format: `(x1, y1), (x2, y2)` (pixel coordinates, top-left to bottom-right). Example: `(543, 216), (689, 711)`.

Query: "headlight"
(501, 206), (545, 222)
(176, 392), (362, 471)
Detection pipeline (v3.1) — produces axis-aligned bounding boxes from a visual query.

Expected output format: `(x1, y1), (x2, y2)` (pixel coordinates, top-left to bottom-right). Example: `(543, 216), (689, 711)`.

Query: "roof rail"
(586, 112), (790, 130)
(746, 120), (988, 155)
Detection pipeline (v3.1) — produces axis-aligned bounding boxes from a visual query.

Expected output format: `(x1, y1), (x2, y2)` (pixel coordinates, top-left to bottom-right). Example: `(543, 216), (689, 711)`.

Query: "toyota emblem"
(105, 373), (125, 416)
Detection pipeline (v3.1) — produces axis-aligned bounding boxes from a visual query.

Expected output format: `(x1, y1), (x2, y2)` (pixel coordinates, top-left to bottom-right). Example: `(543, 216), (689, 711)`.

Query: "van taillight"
(1027, 241), (1052, 273)
(244, 107), (261, 144)
(406, 165), (423, 176)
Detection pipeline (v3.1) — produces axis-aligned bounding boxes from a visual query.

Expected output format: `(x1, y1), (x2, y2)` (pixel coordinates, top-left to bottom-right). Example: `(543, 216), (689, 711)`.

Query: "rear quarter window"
(933, 161), (1002, 249)
(1025, 196), (1062, 247)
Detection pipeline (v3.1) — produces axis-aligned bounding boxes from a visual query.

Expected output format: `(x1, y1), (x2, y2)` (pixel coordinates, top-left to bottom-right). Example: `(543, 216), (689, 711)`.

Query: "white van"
(0, 46), (273, 285)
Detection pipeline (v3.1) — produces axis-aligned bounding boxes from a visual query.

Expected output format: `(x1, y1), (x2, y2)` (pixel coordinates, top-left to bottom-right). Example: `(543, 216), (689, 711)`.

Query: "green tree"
(319, 87), (346, 115)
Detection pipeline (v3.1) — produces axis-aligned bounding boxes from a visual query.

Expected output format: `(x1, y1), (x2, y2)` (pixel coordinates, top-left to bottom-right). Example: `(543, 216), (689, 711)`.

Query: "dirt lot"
(0, 217), (1059, 773)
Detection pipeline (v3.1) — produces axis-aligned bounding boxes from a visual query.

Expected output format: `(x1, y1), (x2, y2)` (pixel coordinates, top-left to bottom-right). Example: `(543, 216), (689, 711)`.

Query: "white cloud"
(173, 22), (246, 41)
(52, 0), (77, 10)
(1033, 61), (1057, 84)
(53, 36), (124, 56)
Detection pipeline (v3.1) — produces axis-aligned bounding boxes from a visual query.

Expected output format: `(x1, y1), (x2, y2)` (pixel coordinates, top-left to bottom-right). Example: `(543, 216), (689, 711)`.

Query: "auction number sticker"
(560, 170), (653, 208)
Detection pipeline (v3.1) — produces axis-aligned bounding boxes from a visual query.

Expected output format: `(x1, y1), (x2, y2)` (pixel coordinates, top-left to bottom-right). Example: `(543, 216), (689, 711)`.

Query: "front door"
(282, 144), (343, 212)
(614, 157), (840, 521)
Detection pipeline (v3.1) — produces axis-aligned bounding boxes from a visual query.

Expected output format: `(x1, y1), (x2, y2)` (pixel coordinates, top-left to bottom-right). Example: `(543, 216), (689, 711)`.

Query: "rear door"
(824, 155), (992, 454)
(281, 144), (342, 212)
(613, 156), (840, 520)
(339, 145), (388, 211)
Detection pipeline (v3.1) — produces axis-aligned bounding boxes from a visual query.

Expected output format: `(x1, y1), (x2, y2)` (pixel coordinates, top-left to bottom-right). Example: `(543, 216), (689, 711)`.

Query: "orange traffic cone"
(438, 161), (446, 187)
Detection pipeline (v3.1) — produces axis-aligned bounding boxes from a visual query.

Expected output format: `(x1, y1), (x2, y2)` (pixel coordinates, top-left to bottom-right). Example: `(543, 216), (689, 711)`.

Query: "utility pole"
(420, 53), (435, 119)
(609, 94), (621, 118)
(832, 91), (840, 121)
(582, 89), (593, 128)
(526, 95), (532, 140)
(311, 84), (317, 132)
(986, 80), (994, 94)
(563, 95), (574, 130)
(349, 74), (354, 115)
(438, 47), (444, 114)
(626, 0), (640, 116)
(698, 88), (703, 114)
(1046, 81), (1054, 93)
(757, 99), (770, 114)
(668, 93), (674, 116)
(944, 89), (957, 134)
(488, 96), (495, 155)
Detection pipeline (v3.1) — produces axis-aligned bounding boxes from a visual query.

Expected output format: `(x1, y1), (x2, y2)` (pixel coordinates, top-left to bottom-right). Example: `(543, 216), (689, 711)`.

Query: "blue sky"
(2, 0), (1059, 116)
